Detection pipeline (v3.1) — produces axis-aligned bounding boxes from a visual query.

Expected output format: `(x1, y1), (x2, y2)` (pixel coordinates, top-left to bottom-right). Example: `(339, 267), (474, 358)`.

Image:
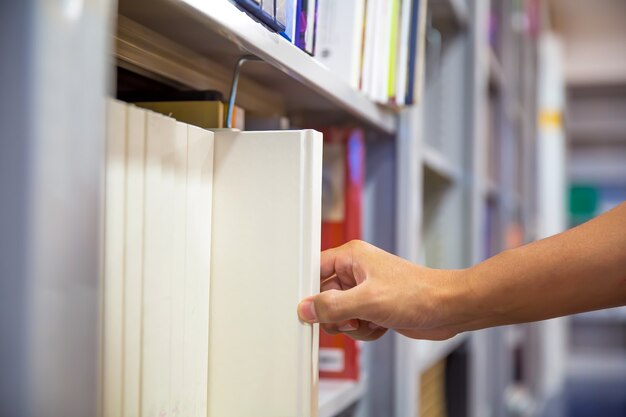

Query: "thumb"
(298, 288), (363, 324)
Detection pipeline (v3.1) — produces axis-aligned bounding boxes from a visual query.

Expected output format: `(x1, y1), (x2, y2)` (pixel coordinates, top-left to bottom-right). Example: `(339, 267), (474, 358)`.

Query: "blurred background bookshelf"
(4, 0), (626, 416)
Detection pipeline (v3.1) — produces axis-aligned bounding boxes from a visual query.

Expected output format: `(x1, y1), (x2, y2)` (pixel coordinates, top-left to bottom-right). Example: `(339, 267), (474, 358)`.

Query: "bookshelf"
(117, 0), (397, 134)
(1, 0), (548, 416)
(319, 377), (367, 417)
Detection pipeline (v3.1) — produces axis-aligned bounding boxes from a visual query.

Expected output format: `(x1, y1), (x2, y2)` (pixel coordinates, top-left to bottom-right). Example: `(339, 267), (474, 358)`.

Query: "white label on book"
(319, 348), (346, 373)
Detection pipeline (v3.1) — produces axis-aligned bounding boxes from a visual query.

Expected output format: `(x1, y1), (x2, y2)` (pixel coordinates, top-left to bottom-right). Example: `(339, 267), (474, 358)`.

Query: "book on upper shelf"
(315, 0), (428, 105)
(233, 0), (286, 32)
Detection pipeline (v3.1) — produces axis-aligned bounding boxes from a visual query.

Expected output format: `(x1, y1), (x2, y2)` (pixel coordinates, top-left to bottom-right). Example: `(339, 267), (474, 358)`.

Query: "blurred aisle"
(565, 312), (626, 417)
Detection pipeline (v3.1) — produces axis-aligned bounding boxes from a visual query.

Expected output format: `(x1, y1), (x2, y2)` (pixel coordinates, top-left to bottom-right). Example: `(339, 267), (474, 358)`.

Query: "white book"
(103, 99), (127, 417)
(395, 0), (412, 105)
(142, 110), (177, 417)
(169, 122), (189, 416)
(370, 0), (389, 102)
(361, 0), (378, 97)
(123, 104), (146, 417)
(183, 125), (213, 417)
(208, 130), (322, 417)
(376, 0), (392, 102)
(315, 0), (365, 90)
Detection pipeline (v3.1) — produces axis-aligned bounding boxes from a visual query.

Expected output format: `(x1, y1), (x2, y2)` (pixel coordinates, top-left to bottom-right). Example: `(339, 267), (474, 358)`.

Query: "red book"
(319, 128), (364, 380)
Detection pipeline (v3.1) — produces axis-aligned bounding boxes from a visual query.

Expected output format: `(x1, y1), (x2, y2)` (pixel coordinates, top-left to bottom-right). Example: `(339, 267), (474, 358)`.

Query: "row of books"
(233, 0), (318, 54)
(102, 98), (321, 417)
(233, 0), (428, 106)
(113, 86), (364, 382)
(317, 0), (428, 105)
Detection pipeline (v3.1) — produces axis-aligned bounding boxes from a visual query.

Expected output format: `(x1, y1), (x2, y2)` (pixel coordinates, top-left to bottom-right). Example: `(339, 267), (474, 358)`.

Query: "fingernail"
(298, 297), (318, 323)
(338, 320), (359, 332)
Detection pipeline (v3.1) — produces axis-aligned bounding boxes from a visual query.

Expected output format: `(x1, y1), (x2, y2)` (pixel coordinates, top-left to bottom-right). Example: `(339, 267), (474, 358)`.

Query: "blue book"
(234, 0), (286, 32)
(280, 0), (298, 41)
(405, 0), (420, 104)
(295, 0), (318, 55)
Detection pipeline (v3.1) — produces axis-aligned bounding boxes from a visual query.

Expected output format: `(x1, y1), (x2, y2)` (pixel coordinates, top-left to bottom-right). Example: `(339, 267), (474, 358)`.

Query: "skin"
(297, 201), (626, 341)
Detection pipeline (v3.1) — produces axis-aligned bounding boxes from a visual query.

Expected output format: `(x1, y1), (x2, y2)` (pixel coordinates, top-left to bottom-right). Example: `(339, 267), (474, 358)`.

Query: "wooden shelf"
(423, 145), (461, 182)
(319, 377), (366, 417)
(117, 0), (397, 134)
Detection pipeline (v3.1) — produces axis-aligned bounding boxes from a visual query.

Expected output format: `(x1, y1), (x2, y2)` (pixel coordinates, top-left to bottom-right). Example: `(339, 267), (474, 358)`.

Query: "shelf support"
(227, 55), (262, 128)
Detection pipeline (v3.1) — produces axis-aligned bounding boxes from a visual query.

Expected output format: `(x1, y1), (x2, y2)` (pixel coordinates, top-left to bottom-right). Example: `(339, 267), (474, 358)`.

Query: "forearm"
(451, 202), (626, 332)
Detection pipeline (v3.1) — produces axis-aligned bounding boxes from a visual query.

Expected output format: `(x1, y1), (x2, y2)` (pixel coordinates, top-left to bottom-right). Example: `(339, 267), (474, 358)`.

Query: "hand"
(297, 240), (466, 341)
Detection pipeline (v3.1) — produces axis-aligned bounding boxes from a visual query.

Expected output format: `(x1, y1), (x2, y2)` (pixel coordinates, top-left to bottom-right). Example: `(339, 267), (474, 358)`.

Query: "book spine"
(387, 0), (400, 102)
(122, 104), (146, 417)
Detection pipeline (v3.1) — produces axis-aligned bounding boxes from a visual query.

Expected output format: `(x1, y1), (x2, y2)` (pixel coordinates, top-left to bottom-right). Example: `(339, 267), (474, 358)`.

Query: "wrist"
(439, 267), (486, 333)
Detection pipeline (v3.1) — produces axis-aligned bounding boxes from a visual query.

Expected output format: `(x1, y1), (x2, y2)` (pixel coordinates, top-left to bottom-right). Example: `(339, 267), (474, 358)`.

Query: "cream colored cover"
(208, 130), (322, 417)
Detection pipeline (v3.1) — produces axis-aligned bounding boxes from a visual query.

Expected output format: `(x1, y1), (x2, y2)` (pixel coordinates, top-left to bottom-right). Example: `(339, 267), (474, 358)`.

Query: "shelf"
(504, 325), (525, 350)
(117, 0), (397, 134)
(415, 333), (469, 372)
(319, 377), (366, 417)
(429, 0), (470, 33)
(481, 177), (500, 201)
(488, 48), (504, 93)
(423, 145), (461, 182)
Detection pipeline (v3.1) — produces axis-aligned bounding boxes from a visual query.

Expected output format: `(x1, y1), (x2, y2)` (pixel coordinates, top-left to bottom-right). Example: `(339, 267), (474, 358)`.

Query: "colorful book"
(281, 0), (298, 41)
(406, 0), (428, 104)
(234, 0), (286, 32)
(387, 0), (401, 101)
(394, 0), (413, 105)
(296, 0), (319, 55)
(360, 0), (378, 97)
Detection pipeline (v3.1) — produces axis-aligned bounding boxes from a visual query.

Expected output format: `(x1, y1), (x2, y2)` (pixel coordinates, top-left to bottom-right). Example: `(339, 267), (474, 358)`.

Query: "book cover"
(276, 0), (288, 28)
(315, 0), (365, 90)
(319, 128), (365, 380)
(122, 104), (146, 417)
(361, 0), (378, 97)
(183, 125), (214, 416)
(208, 130), (322, 416)
(102, 99), (127, 417)
(387, 0), (401, 101)
(406, 0), (428, 104)
(234, 0), (285, 32)
(372, 0), (391, 102)
(281, 0), (298, 41)
(296, 0), (319, 55)
(394, 0), (413, 105)
(142, 110), (177, 417)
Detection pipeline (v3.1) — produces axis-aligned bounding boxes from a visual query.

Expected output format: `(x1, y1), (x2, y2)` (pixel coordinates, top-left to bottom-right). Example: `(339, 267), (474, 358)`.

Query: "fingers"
(320, 240), (369, 281)
(298, 287), (364, 324)
(321, 320), (388, 341)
